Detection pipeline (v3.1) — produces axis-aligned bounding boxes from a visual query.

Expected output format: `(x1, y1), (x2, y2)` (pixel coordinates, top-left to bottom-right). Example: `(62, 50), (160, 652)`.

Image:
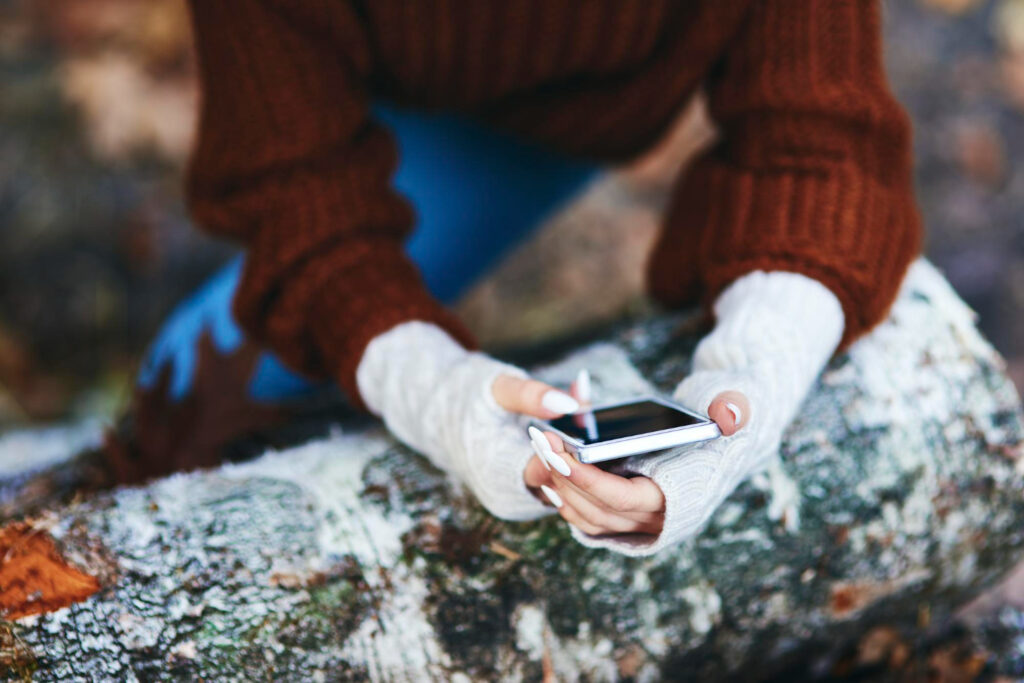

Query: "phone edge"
(531, 394), (722, 464)
(576, 422), (722, 464)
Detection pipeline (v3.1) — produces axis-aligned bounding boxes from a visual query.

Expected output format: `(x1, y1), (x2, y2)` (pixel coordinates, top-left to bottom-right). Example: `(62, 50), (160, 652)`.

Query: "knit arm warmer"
(572, 270), (845, 556)
(185, 0), (474, 403)
(647, 0), (921, 350)
(356, 322), (554, 521)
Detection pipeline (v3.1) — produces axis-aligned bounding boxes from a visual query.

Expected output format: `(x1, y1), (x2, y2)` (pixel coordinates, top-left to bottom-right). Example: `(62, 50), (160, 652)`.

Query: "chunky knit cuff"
(649, 162), (920, 352)
(307, 253), (477, 409)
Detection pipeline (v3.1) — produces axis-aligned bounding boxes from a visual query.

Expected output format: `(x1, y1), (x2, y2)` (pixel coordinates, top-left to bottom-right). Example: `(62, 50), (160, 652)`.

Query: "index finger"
(492, 374), (579, 418)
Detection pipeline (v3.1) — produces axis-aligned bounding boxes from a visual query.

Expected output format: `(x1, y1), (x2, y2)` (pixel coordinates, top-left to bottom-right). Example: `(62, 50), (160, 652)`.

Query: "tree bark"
(2, 260), (1023, 681)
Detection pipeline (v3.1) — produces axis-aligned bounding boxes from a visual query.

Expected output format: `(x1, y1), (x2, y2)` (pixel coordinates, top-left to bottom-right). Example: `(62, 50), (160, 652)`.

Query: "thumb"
(707, 390), (749, 437)
(492, 374), (579, 418)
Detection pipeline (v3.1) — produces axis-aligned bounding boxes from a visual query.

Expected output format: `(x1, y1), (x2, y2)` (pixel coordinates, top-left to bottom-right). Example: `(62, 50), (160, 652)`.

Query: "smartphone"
(536, 395), (721, 464)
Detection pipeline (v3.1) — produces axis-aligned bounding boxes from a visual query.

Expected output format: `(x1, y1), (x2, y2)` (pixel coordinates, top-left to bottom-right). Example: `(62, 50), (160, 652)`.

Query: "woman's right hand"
(356, 321), (580, 521)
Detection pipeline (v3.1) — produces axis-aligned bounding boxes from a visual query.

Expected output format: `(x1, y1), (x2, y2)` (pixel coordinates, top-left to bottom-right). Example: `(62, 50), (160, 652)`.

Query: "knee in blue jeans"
(137, 256), (317, 402)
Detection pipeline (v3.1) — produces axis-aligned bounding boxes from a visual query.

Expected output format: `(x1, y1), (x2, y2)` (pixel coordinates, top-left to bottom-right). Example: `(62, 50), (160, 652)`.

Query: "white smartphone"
(535, 395), (721, 464)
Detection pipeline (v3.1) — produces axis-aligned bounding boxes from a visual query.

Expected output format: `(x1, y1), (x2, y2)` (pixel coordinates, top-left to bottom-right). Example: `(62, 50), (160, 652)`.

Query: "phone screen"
(547, 400), (705, 445)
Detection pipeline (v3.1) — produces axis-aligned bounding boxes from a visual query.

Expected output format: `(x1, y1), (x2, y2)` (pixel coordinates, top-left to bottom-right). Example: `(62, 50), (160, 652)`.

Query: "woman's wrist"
(356, 320), (470, 418)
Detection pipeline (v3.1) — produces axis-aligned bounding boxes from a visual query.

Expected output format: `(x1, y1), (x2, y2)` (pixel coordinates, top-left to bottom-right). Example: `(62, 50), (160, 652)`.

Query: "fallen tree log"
(2, 260), (1023, 681)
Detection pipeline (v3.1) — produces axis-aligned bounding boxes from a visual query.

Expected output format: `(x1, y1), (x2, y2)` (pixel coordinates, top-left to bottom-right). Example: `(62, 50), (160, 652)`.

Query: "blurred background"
(0, 0), (1022, 427)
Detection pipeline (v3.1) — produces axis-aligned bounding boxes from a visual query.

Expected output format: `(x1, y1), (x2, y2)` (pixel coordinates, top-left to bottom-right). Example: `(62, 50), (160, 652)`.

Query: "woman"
(135, 0), (920, 555)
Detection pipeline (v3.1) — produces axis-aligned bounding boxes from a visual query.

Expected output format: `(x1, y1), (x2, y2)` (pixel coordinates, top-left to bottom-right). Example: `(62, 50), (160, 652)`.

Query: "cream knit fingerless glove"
(356, 321), (553, 521)
(571, 271), (845, 555)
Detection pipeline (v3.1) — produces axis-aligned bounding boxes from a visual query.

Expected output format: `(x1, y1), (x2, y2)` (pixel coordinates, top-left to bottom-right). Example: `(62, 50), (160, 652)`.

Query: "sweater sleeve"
(647, 0), (921, 349)
(184, 0), (474, 404)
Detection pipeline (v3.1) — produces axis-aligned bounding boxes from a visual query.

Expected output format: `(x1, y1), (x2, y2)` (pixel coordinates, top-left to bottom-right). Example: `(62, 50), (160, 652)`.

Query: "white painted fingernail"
(531, 441), (551, 471)
(539, 485), (563, 508)
(528, 426), (548, 451)
(541, 390), (579, 415)
(529, 426), (571, 477)
(547, 451), (571, 477)
(575, 368), (592, 402)
(725, 401), (742, 427)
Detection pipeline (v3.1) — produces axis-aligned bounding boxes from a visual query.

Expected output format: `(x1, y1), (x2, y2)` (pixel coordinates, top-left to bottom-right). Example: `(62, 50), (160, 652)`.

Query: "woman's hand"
(357, 321), (586, 521)
(522, 377), (752, 537)
(523, 430), (667, 535)
(550, 271), (844, 554)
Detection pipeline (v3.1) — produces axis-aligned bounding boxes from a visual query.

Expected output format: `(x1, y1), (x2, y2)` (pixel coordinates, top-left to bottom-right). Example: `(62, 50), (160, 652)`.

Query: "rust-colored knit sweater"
(185, 0), (921, 402)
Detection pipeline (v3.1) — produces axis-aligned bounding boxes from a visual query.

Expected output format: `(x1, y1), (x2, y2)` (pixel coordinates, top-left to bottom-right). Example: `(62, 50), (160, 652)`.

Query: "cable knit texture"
(356, 321), (553, 522)
(185, 0), (920, 401)
(571, 271), (845, 555)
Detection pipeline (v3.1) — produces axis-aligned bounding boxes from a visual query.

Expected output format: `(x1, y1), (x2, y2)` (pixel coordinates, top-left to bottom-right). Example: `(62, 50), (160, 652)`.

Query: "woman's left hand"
(524, 386), (750, 537)
(523, 432), (666, 535)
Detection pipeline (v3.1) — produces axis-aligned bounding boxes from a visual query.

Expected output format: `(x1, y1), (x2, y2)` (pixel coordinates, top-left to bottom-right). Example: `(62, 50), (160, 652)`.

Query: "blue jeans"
(138, 107), (599, 402)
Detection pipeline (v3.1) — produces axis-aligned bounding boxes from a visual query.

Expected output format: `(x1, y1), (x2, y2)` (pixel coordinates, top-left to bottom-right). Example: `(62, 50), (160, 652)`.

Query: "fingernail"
(575, 368), (592, 403)
(528, 426), (553, 459)
(528, 426), (571, 477)
(531, 441), (551, 471)
(725, 401), (742, 427)
(541, 390), (579, 415)
(547, 451), (571, 477)
(539, 485), (563, 508)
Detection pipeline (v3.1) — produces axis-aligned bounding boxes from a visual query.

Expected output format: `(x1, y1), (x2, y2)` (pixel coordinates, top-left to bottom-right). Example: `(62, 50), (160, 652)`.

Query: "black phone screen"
(547, 400), (704, 445)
